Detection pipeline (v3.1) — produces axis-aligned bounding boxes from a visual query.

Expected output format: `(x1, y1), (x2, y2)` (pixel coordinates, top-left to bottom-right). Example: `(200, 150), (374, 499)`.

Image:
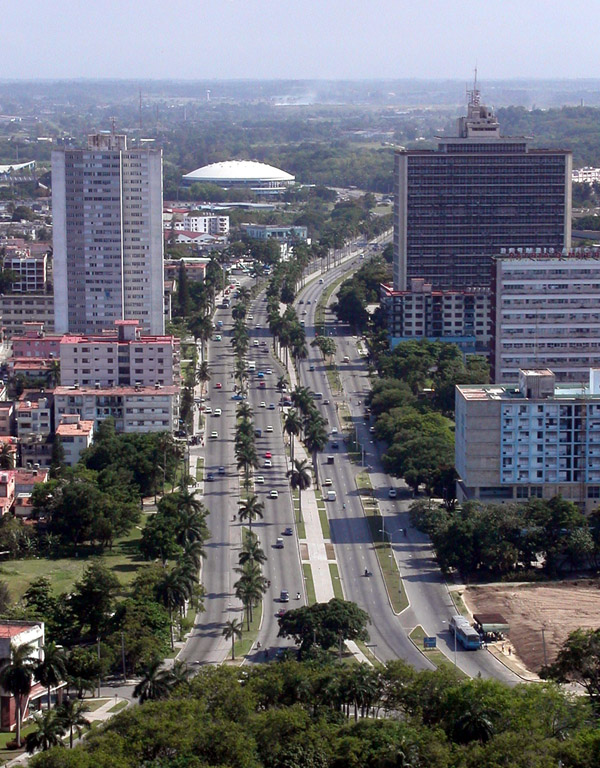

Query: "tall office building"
(393, 84), (572, 291)
(52, 131), (164, 335)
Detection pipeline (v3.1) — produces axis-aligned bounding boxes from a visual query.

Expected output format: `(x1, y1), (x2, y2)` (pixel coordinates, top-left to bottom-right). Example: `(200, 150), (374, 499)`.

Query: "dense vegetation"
(333, 255), (392, 331)
(411, 495), (597, 580)
(30, 659), (600, 768)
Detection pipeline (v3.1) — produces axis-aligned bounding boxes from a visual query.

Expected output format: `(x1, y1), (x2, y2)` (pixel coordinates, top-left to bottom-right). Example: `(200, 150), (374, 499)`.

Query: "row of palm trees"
(0, 640), (87, 750)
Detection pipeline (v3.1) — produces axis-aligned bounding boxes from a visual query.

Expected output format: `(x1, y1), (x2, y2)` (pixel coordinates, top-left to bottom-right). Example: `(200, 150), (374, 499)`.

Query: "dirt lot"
(465, 581), (600, 673)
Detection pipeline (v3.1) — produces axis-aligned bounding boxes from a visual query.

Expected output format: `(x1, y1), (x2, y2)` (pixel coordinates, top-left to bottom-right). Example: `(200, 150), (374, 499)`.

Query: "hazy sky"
(3, 0), (599, 81)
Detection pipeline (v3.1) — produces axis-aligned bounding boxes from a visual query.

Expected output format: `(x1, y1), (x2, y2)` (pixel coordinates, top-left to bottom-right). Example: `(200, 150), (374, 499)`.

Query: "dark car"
(206, 473), (214, 482)
(283, 527), (293, 536)
(331, 441), (339, 449)
(218, 466), (226, 475)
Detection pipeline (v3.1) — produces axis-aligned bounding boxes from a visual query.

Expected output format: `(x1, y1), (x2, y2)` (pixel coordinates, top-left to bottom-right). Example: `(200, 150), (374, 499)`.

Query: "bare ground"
(465, 580), (600, 673)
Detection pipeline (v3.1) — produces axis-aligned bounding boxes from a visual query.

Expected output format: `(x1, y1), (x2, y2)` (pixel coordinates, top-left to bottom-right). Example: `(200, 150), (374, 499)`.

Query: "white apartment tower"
(52, 131), (164, 335)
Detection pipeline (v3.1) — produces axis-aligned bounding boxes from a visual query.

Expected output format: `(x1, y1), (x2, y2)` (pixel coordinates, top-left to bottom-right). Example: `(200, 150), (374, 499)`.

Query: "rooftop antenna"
(110, 116), (117, 134)
(467, 65), (480, 107)
(139, 89), (142, 130)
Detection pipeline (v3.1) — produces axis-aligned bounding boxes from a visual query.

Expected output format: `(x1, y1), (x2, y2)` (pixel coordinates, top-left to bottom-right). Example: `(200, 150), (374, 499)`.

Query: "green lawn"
(302, 563), (317, 605)
(314, 488), (331, 539)
(196, 457), (204, 483)
(409, 625), (468, 679)
(231, 600), (262, 662)
(0, 518), (148, 601)
(329, 563), (344, 600)
(108, 700), (129, 714)
(0, 723), (37, 763)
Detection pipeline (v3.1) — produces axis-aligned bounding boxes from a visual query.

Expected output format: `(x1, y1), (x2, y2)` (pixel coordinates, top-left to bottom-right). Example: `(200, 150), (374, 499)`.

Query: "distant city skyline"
(4, 0), (600, 81)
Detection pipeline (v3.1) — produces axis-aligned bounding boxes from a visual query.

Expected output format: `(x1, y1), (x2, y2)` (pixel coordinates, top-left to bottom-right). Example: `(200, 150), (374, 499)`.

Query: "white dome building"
(182, 160), (295, 196)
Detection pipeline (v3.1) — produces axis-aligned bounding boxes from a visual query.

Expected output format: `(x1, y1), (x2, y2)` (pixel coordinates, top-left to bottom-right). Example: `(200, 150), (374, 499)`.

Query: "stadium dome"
(182, 160), (295, 195)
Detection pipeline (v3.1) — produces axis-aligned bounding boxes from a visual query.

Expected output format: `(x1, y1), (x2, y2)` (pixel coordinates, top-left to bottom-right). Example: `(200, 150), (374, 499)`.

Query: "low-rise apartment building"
(456, 367), (600, 512)
(59, 320), (180, 388)
(3, 247), (48, 293)
(15, 393), (52, 441)
(55, 414), (94, 465)
(492, 252), (600, 383)
(0, 294), (54, 336)
(172, 213), (229, 235)
(241, 224), (308, 242)
(54, 384), (179, 434)
(380, 279), (491, 353)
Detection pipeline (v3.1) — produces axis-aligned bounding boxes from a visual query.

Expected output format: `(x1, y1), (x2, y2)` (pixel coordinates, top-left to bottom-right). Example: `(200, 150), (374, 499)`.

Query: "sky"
(3, 0), (600, 81)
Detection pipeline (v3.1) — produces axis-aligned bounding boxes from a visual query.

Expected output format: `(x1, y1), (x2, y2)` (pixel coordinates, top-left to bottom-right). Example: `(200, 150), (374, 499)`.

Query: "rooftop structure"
(182, 160), (295, 196)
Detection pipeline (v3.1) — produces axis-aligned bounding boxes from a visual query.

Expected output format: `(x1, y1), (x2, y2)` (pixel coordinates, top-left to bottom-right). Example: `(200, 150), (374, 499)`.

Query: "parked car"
(269, 489), (279, 498)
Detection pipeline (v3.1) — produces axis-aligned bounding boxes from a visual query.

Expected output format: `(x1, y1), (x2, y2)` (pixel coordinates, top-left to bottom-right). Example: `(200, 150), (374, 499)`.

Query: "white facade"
(173, 214), (229, 235)
(572, 167), (600, 184)
(0, 294), (54, 336)
(59, 321), (180, 388)
(55, 414), (94, 465)
(52, 132), (164, 336)
(54, 385), (179, 434)
(493, 253), (600, 383)
(456, 368), (600, 512)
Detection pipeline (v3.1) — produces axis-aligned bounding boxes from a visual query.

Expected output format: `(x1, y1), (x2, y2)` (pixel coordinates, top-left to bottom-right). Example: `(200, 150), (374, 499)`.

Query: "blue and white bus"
(450, 615), (482, 650)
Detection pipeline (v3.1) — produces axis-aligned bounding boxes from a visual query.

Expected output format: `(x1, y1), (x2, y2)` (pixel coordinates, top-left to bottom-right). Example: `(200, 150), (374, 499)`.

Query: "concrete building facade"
(55, 414), (94, 465)
(456, 368), (600, 512)
(393, 86), (572, 291)
(52, 131), (164, 335)
(380, 278), (491, 353)
(492, 252), (600, 383)
(0, 294), (54, 336)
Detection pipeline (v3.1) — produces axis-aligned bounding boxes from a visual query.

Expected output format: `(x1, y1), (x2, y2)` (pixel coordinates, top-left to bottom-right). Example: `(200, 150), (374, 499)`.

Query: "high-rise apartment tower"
(52, 131), (164, 335)
(393, 84), (572, 291)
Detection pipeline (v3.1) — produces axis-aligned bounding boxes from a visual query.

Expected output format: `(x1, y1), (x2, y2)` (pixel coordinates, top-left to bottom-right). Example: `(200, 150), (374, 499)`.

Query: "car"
(266, 368), (273, 374)
(309, 364), (315, 371)
(331, 428), (338, 435)
(369, 426), (376, 433)
(257, 372), (265, 378)
(218, 466), (225, 475)
(307, 300), (311, 304)
(276, 608), (287, 618)
(283, 527), (293, 536)
(248, 314), (254, 320)
(253, 339), (259, 347)
(280, 590), (289, 602)
(266, 425), (274, 433)
(210, 431), (218, 439)
(388, 488), (398, 499)
(204, 406), (212, 414)
(231, 394), (244, 400)
(319, 278), (324, 284)
(259, 381), (266, 389)
(323, 399), (330, 405)
(323, 478), (333, 486)
(275, 537), (284, 549)
(215, 382), (222, 389)
(299, 299), (304, 304)
(269, 489), (279, 498)
(213, 408), (222, 416)
(215, 334), (222, 341)
(255, 324), (261, 329)
(343, 356), (350, 363)
(302, 310), (308, 316)
(261, 341), (267, 346)
(300, 321), (305, 327)
(331, 441), (339, 449)
(265, 451), (272, 458)
(268, 403), (275, 410)
(264, 459), (273, 468)
(260, 348), (268, 354)
(260, 401), (266, 408)
(206, 472), (214, 482)
(255, 475), (265, 484)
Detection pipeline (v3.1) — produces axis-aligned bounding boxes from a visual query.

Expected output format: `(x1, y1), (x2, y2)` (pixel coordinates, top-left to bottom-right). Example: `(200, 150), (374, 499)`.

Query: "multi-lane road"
(182, 249), (521, 683)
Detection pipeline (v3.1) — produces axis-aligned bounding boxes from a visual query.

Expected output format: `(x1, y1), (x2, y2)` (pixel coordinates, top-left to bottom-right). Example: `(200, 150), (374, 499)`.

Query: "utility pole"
(97, 637), (101, 698)
(121, 632), (127, 683)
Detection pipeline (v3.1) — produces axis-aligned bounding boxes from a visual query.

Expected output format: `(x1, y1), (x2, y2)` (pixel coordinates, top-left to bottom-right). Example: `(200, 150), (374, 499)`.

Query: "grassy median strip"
(450, 590), (469, 617)
(196, 457), (204, 483)
(325, 363), (343, 396)
(314, 488), (331, 539)
(409, 625), (468, 679)
(303, 563), (317, 605)
(355, 472), (408, 614)
(292, 489), (307, 540)
(329, 563), (344, 600)
(231, 600), (263, 662)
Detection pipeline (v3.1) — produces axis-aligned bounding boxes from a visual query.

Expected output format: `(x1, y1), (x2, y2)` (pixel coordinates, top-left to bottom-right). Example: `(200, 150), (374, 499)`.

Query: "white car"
(213, 408), (222, 416)
(269, 489), (279, 498)
(266, 369), (273, 374)
(260, 401), (266, 408)
(210, 431), (218, 439)
(388, 488), (398, 499)
(204, 407), (212, 414)
(323, 478), (333, 486)
(331, 428), (338, 435)
(266, 425), (274, 433)
(264, 459), (272, 468)
(255, 475), (265, 484)
(253, 339), (259, 346)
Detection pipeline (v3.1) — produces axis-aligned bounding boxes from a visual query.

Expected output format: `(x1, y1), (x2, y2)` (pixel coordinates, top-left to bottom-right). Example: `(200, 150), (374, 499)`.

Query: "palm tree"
(304, 418), (328, 488)
(238, 495), (264, 534)
(276, 375), (287, 392)
(25, 709), (65, 754)
(291, 385), (313, 416)
(195, 361), (210, 396)
(133, 659), (175, 703)
(0, 441), (14, 470)
(222, 619), (243, 660)
(176, 507), (209, 547)
(451, 700), (499, 744)
(284, 409), (302, 463)
(57, 699), (90, 749)
(0, 642), (36, 747)
(189, 314), (213, 361)
(234, 569), (267, 630)
(287, 459), (312, 521)
(238, 536), (267, 567)
(157, 568), (194, 649)
(169, 660), (191, 690)
(237, 286), (251, 306)
(236, 402), (253, 421)
(35, 642), (67, 710)
(175, 486), (205, 519)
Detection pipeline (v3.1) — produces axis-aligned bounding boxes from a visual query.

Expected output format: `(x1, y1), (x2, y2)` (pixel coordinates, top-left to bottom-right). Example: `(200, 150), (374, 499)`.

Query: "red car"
(265, 451), (272, 459)
(276, 608), (287, 618)
(215, 383), (222, 389)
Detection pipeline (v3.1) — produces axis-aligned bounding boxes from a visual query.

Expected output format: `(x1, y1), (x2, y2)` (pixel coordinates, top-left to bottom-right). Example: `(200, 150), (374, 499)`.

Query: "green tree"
(287, 458), (311, 521)
(542, 627), (600, 706)
(284, 409), (302, 463)
(57, 699), (90, 749)
(133, 658), (175, 703)
(49, 436), (65, 479)
(25, 710), (65, 754)
(71, 561), (119, 638)
(278, 598), (370, 657)
(35, 642), (67, 710)
(238, 495), (264, 535)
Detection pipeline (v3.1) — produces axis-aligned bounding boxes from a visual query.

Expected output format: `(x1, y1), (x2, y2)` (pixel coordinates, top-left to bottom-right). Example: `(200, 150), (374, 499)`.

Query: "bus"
(449, 615), (482, 650)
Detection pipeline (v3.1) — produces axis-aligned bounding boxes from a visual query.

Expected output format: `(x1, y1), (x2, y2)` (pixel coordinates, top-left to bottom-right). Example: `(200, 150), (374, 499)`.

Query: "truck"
(449, 615), (482, 650)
